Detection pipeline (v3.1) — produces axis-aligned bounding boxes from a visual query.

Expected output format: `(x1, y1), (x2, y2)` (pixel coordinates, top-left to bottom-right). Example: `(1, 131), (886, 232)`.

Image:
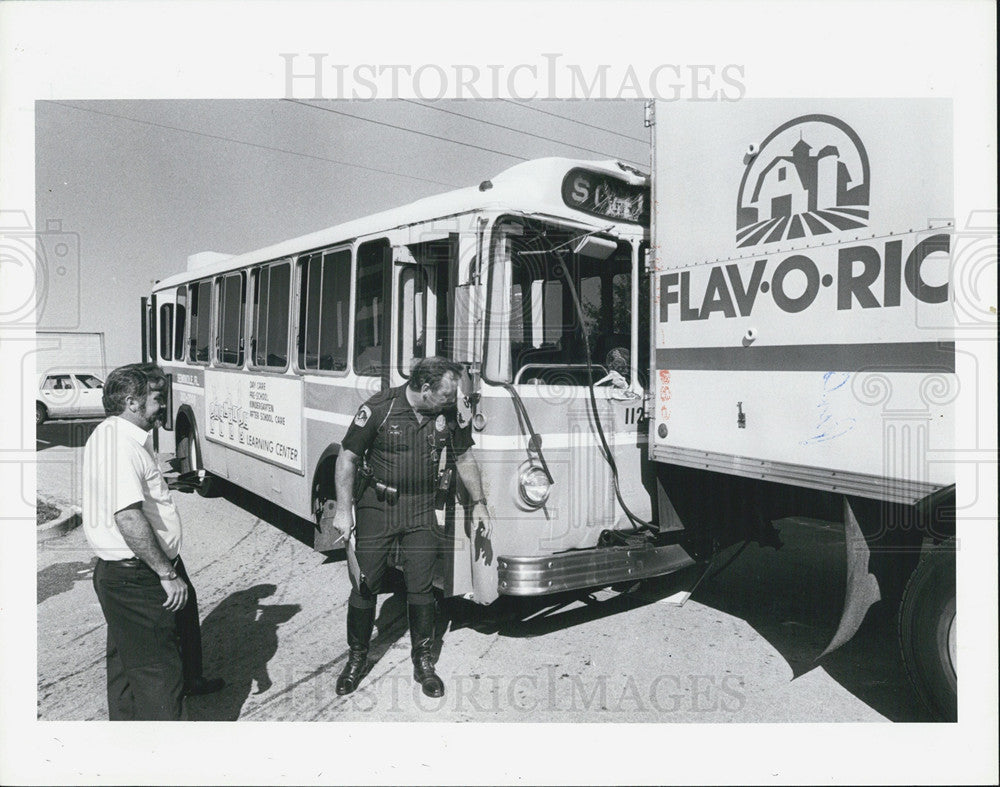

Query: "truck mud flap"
(820, 497), (881, 657)
(497, 543), (696, 596)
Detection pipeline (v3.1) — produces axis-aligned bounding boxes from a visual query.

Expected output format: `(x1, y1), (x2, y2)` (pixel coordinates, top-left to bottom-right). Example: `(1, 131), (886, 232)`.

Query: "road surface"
(36, 422), (931, 722)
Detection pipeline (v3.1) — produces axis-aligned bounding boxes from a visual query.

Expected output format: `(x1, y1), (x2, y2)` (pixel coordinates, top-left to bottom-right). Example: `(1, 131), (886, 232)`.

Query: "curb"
(37, 505), (82, 542)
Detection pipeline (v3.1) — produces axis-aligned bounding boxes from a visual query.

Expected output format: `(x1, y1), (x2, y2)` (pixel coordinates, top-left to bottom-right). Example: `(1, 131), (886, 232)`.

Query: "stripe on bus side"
(304, 408), (355, 426)
(654, 341), (955, 373)
(475, 432), (648, 450)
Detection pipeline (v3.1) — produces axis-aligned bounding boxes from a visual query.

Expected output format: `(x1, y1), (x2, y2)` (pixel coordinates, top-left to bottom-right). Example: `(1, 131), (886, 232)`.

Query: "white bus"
(143, 157), (696, 605)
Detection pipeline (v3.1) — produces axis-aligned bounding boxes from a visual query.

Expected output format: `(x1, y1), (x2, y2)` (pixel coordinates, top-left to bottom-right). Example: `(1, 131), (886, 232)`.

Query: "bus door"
(390, 231), (460, 386)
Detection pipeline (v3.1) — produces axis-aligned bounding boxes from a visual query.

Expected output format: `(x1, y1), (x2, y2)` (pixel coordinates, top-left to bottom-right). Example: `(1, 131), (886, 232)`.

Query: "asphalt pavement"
(35, 429), (931, 722)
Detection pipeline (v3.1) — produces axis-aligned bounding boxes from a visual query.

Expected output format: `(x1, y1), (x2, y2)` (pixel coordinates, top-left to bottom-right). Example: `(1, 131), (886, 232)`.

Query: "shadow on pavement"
(209, 482), (317, 548)
(443, 566), (700, 639)
(36, 419), (101, 451)
(36, 557), (98, 604)
(676, 519), (933, 722)
(445, 518), (931, 722)
(186, 584), (301, 721)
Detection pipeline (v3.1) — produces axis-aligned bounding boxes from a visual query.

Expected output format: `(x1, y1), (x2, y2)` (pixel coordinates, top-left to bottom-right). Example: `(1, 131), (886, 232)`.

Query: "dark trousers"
(174, 556), (203, 685)
(93, 558), (185, 720)
(351, 489), (441, 608)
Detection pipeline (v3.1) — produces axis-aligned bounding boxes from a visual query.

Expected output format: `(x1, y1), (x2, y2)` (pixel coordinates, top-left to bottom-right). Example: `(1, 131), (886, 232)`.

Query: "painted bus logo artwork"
(736, 115), (870, 248)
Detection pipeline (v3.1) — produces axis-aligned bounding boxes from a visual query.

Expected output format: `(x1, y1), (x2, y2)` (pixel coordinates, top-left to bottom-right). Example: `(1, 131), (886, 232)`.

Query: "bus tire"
(177, 429), (218, 498)
(899, 542), (956, 721)
(36, 403), (48, 426)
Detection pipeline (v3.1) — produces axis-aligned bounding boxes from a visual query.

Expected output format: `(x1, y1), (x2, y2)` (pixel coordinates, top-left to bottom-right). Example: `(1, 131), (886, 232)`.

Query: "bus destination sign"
(561, 167), (650, 225)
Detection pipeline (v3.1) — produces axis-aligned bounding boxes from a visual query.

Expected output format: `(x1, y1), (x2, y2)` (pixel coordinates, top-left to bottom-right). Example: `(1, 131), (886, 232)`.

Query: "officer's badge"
(354, 405), (372, 427)
(435, 414), (447, 433)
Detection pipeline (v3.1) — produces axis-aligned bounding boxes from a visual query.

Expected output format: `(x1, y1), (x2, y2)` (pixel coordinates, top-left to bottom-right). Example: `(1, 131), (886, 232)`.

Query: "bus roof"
(153, 157), (648, 291)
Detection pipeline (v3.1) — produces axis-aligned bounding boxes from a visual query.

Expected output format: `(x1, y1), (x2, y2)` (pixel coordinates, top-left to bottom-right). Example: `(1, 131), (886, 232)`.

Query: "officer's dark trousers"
(93, 558), (185, 720)
(350, 488), (440, 609)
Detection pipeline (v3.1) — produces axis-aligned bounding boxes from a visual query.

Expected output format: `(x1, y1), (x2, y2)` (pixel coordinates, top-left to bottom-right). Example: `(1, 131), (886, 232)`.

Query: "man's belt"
(109, 556), (179, 569)
(355, 464), (399, 504)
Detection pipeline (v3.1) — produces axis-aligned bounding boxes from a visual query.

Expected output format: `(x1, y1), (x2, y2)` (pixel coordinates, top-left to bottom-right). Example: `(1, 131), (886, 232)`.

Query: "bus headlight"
(518, 465), (551, 508)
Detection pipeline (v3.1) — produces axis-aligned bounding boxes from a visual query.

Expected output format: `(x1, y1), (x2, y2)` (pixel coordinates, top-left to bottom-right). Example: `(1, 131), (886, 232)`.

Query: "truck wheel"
(899, 542), (956, 721)
(36, 403), (48, 426)
(176, 430), (217, 498)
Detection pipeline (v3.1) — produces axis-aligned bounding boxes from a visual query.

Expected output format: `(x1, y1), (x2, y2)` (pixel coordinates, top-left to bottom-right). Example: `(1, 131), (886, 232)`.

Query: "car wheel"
(36, 403), (47, 426)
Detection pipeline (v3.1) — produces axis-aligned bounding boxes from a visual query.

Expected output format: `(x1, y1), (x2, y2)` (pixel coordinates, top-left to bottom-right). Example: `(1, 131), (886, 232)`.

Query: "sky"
(35, 99), (648, 368)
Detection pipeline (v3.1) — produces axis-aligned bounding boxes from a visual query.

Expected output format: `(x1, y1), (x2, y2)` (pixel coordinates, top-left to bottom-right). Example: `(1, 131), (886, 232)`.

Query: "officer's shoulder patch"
(354, 405), (372, 427)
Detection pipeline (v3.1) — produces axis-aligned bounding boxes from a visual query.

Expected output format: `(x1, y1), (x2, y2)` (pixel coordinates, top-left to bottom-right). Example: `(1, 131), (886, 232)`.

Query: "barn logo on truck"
(736, 115), (870, 247)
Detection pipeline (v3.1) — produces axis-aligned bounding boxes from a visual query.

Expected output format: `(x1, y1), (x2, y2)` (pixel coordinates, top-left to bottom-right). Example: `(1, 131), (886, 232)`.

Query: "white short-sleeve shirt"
(82, 415), (183, 560)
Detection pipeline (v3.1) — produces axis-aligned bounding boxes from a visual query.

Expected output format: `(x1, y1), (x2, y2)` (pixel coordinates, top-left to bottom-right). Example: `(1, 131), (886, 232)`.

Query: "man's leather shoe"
(184, 676), (226, 696)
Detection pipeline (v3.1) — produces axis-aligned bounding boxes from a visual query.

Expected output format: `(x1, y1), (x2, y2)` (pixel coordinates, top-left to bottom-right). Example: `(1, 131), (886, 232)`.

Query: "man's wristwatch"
(159, 569), (178, 581)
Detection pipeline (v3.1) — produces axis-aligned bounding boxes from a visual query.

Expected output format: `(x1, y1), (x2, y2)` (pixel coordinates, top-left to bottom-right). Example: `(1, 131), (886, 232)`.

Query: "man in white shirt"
(83, 363), (221, 720)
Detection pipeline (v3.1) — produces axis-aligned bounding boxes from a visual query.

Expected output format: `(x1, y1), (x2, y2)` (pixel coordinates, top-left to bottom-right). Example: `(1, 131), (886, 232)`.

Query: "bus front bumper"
(497, 543), (696, 596)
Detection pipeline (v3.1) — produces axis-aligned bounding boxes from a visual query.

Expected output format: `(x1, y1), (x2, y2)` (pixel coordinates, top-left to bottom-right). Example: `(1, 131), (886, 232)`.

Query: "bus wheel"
(36, 403), (48, 426)
(899, 542), (956, 721)
(177, 430), (217, 498)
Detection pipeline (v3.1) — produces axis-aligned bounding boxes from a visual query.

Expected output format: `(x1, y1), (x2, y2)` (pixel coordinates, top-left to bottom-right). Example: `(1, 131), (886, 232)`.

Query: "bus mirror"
(573, 235), (618, 261)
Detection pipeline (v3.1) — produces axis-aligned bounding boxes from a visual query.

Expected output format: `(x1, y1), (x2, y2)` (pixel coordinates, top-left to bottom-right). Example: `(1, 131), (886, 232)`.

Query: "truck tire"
(899, 542), (956, 721)
(36, 403), (48, 426)
(176, 430), (217, 498)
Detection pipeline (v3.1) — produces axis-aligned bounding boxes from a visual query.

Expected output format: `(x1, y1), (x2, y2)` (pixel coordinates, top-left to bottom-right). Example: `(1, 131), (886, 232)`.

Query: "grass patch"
(37, 498), (62, 526)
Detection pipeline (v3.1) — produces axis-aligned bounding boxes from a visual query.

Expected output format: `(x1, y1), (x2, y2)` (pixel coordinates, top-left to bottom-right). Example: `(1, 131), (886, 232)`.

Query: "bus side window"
(216, 271), (246, 366)
(299, 249), (350, 372)
(174, 285), (187, 361)
(320, 250), (350, 371)
(354, 240), (389, 377)
(159, 303), (173, 361)
(188, 280), (212, 364)
(251, 261), (291, 369)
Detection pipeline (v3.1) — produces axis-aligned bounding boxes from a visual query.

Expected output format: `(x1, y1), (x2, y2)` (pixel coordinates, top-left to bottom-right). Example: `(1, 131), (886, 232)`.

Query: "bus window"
(486, 218), (632, 386)
(188, 280), (212, 364)
(159, 303), (174, 361)
(216, 271), (246, 366)
(354, 239), (389, 376)
(298, 249), (350, 372)
(174, 285), (187, 360)
(251, 261), (291, 369)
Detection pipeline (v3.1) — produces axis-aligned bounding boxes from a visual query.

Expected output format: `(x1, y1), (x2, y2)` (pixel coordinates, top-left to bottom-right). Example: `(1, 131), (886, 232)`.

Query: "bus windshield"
(485, 217), (636, 386)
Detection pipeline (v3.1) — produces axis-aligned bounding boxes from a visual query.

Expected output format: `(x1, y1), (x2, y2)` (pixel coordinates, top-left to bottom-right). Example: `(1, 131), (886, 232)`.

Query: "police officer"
(330, 357), (492, 697)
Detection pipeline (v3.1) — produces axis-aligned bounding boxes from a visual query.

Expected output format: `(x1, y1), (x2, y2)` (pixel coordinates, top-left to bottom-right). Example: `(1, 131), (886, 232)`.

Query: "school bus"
(143, 157), (692, 606)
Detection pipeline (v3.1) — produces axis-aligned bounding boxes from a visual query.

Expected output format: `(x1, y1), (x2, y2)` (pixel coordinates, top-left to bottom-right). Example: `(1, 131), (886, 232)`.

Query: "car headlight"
(517, 465), (551, 508)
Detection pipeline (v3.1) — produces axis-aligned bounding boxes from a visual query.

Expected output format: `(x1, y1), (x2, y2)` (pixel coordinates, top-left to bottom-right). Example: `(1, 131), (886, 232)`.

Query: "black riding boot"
(408, 602), (444, 698)
(336, 604), (375, 696)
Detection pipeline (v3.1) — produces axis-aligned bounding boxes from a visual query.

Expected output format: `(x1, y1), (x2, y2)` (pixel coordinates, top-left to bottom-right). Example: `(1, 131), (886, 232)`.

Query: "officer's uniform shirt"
(342, 385), (473, 530)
